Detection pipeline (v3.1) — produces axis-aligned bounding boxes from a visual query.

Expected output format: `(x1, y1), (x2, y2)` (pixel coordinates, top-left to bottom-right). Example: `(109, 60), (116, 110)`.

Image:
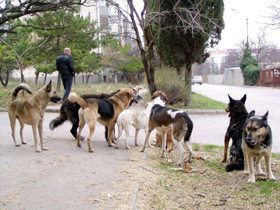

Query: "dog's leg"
(247, 153), (255, 183)
(124, 126), (130, 149)
(222, 133), (230, 162)
(19, 121), (26, 144)
(172, 137), (186, 166)
(87, 122), (96, 153)
(107, 124), (115, 147)
(242, 146), (249, 175)
(140, 128), (153, 152)
(264, 153), (276, 181)
(115, 124), (123, 149)
(161, 132), (167, 158)
(38, 119), (48, 151)
(134, 129), (139, 147)
(77, 117), (86, 148)
(32, 124), (41, 152)
(256, 154), (266, 176)
(185, 140), (195, 163)
(9, 116), (20, 147)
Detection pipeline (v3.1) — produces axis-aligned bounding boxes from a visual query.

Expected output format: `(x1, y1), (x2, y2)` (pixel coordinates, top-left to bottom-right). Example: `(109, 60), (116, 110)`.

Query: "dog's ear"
(228, 94), (234, 103)
(262, 111), (269, 121)
(46, 80), (52, 92)
(240, 94), (246, 104)
(248, 110), (255, 118)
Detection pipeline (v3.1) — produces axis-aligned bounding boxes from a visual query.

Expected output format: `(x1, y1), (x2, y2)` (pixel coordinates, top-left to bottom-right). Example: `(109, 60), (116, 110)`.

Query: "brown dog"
(8, 81), (61, 152)
(155, 129), (174, 153)
(68, 88), (137, 152)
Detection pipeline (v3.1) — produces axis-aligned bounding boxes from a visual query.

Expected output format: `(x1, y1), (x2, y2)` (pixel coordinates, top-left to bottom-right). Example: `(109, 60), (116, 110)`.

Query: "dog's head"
(44, 80), (61, 103)
(115, 87), (137, 108)
(243, 110), (271, 148)
(151, 91), (168, 102)
(226, 94), (247, 117)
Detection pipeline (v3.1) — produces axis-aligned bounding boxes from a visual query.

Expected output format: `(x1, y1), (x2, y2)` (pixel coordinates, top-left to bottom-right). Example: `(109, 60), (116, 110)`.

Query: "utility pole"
(246, 18), (249, 43)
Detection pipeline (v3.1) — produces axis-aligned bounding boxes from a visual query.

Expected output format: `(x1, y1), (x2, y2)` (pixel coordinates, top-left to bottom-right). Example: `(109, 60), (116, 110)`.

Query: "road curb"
(0, 107), (227, 115)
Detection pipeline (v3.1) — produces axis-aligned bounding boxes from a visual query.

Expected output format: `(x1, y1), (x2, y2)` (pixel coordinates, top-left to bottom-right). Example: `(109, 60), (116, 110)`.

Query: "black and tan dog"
(49, 87), (142, 140)
(49, 91), (117, 140)
(222, 94), (248, 172)
(68, 88), (137, 152)
(8, 81), (61, 152)
(140, 91), (194, 166)
(242, 110), (276, 183)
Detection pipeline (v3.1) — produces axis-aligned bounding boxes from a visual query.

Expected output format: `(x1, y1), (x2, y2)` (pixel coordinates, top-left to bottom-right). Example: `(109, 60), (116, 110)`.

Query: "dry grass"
(134, 144), (280, 209)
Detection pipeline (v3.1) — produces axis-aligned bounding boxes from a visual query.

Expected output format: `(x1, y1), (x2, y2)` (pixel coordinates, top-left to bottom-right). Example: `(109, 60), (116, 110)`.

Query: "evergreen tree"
(240, 42), (260, 85)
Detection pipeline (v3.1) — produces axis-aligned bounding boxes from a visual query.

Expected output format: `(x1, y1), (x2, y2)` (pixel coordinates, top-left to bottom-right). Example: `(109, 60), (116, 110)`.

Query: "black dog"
(222, 94), (248, 172)
(49, 90), (142, 140)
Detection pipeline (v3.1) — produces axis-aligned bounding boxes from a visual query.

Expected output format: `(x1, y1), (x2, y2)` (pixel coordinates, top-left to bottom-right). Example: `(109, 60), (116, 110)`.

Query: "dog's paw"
(140, 147), (145, 152)
(221, 159), (226, 163)
(247, 178), (256, 183)
(36, 148), (42, 153)
(258, 171), (266, 176)
(243, 170), (249, 175)
(126, 146), (131, 150)
(269, 175), (276, 181)
(42, 147), (48, 151)
(88, 149), (94, 153)
(22, 141), (27, 145)
(15, 144), (20, 147)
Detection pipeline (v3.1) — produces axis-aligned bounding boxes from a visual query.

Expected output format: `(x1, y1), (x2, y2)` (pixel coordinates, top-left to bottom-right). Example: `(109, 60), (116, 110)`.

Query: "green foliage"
(243, 64), (261, 86)
(152, 0), (224, 70)
(28, 10), (99, 76)
(240, 42), (260, 85)
(0, 45), (16, 72)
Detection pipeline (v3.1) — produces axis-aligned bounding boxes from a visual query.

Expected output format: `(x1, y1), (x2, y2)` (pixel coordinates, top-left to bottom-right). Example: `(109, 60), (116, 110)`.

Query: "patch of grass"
(203, 144), (222, 151)
(187, 93), (227, 110)
(272, 153), (280, 159)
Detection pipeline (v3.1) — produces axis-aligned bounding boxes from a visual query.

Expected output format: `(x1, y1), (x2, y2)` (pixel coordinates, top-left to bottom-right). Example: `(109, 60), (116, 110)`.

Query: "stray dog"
(68, 88), (137, 152)
(49, 87), (143, 140)
(242, 110), (276, 183)
(49, 91), (117, 140)
(155, 129), (174, 153)
(8, 81), (61, 152)
(140, 91), (194, 166)
(115, 91), (164, 150)
(222, 94), (248, 172)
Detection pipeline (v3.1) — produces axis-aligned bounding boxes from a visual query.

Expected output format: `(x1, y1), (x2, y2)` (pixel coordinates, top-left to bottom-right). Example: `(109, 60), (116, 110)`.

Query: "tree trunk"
(0, 69), (9, 87)
(35, 72), (39, 86)
(57, 73), (62, 92)
(20, 68), (25, 83)
(184, 63), (192, 106)
(43, 73), (47, 85)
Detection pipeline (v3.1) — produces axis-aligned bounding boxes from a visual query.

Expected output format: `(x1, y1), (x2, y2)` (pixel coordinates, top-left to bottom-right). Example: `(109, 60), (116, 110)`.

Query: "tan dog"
(68, 88), (137, 152)
(242, 110), (276, 183)
(8, 81), (61, 152)
(155, 129), (174, 153)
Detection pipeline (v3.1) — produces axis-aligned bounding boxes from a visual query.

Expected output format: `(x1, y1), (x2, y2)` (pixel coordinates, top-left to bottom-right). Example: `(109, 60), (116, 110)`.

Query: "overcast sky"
(118, 0), (280, 50)
(216, 0), (280, 49)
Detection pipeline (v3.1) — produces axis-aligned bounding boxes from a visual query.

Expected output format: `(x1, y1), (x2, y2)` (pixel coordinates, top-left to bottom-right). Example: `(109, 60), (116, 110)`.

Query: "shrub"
(243, 64), (261, 86)
(154, 66), (185, 105)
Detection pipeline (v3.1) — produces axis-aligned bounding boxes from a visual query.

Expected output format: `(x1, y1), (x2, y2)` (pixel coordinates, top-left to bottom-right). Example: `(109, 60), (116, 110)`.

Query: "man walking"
(56, 48), (75, 102)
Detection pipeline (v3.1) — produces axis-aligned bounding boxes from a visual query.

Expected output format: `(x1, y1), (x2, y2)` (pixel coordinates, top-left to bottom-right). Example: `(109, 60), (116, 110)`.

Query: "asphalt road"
(1, 84), (280, 209)
(193, 83), (280, 153)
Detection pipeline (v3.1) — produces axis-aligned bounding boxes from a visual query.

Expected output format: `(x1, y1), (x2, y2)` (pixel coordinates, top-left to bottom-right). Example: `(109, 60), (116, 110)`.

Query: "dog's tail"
(226, 161), (244, 172)
(184, 114), (193, 142)
(12, 83), (32, 101)
(68, 92), (88, 108)
(49, 110), (67, 130)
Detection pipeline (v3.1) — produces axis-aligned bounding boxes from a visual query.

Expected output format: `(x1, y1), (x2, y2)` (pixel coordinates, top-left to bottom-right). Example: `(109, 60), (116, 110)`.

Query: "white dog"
(115, 91), (168, 149)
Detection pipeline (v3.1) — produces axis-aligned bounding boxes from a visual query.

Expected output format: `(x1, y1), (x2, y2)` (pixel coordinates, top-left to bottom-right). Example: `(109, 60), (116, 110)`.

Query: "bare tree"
(0, 0), (86, 34)
(111, 0), (223, 95)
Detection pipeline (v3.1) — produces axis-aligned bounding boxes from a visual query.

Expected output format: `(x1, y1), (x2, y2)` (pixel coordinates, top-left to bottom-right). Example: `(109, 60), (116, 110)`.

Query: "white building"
(80, 0), (137, 54)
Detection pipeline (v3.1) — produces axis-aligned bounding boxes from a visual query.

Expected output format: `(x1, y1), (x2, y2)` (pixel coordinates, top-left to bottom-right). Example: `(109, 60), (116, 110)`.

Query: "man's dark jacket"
(56, 53), (75, 77)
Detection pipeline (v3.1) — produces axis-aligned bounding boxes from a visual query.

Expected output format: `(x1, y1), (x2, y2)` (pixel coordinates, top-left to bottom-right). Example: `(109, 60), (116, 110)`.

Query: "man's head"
(64, 48), (71, 56)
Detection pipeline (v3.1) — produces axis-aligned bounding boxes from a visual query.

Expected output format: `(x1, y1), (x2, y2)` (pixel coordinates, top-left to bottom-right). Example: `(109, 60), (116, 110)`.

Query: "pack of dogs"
(8, 82), (276, 183)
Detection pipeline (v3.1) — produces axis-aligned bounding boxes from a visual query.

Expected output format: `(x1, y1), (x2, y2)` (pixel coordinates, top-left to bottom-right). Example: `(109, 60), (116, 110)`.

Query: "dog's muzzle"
(50, 95), (62, 103)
